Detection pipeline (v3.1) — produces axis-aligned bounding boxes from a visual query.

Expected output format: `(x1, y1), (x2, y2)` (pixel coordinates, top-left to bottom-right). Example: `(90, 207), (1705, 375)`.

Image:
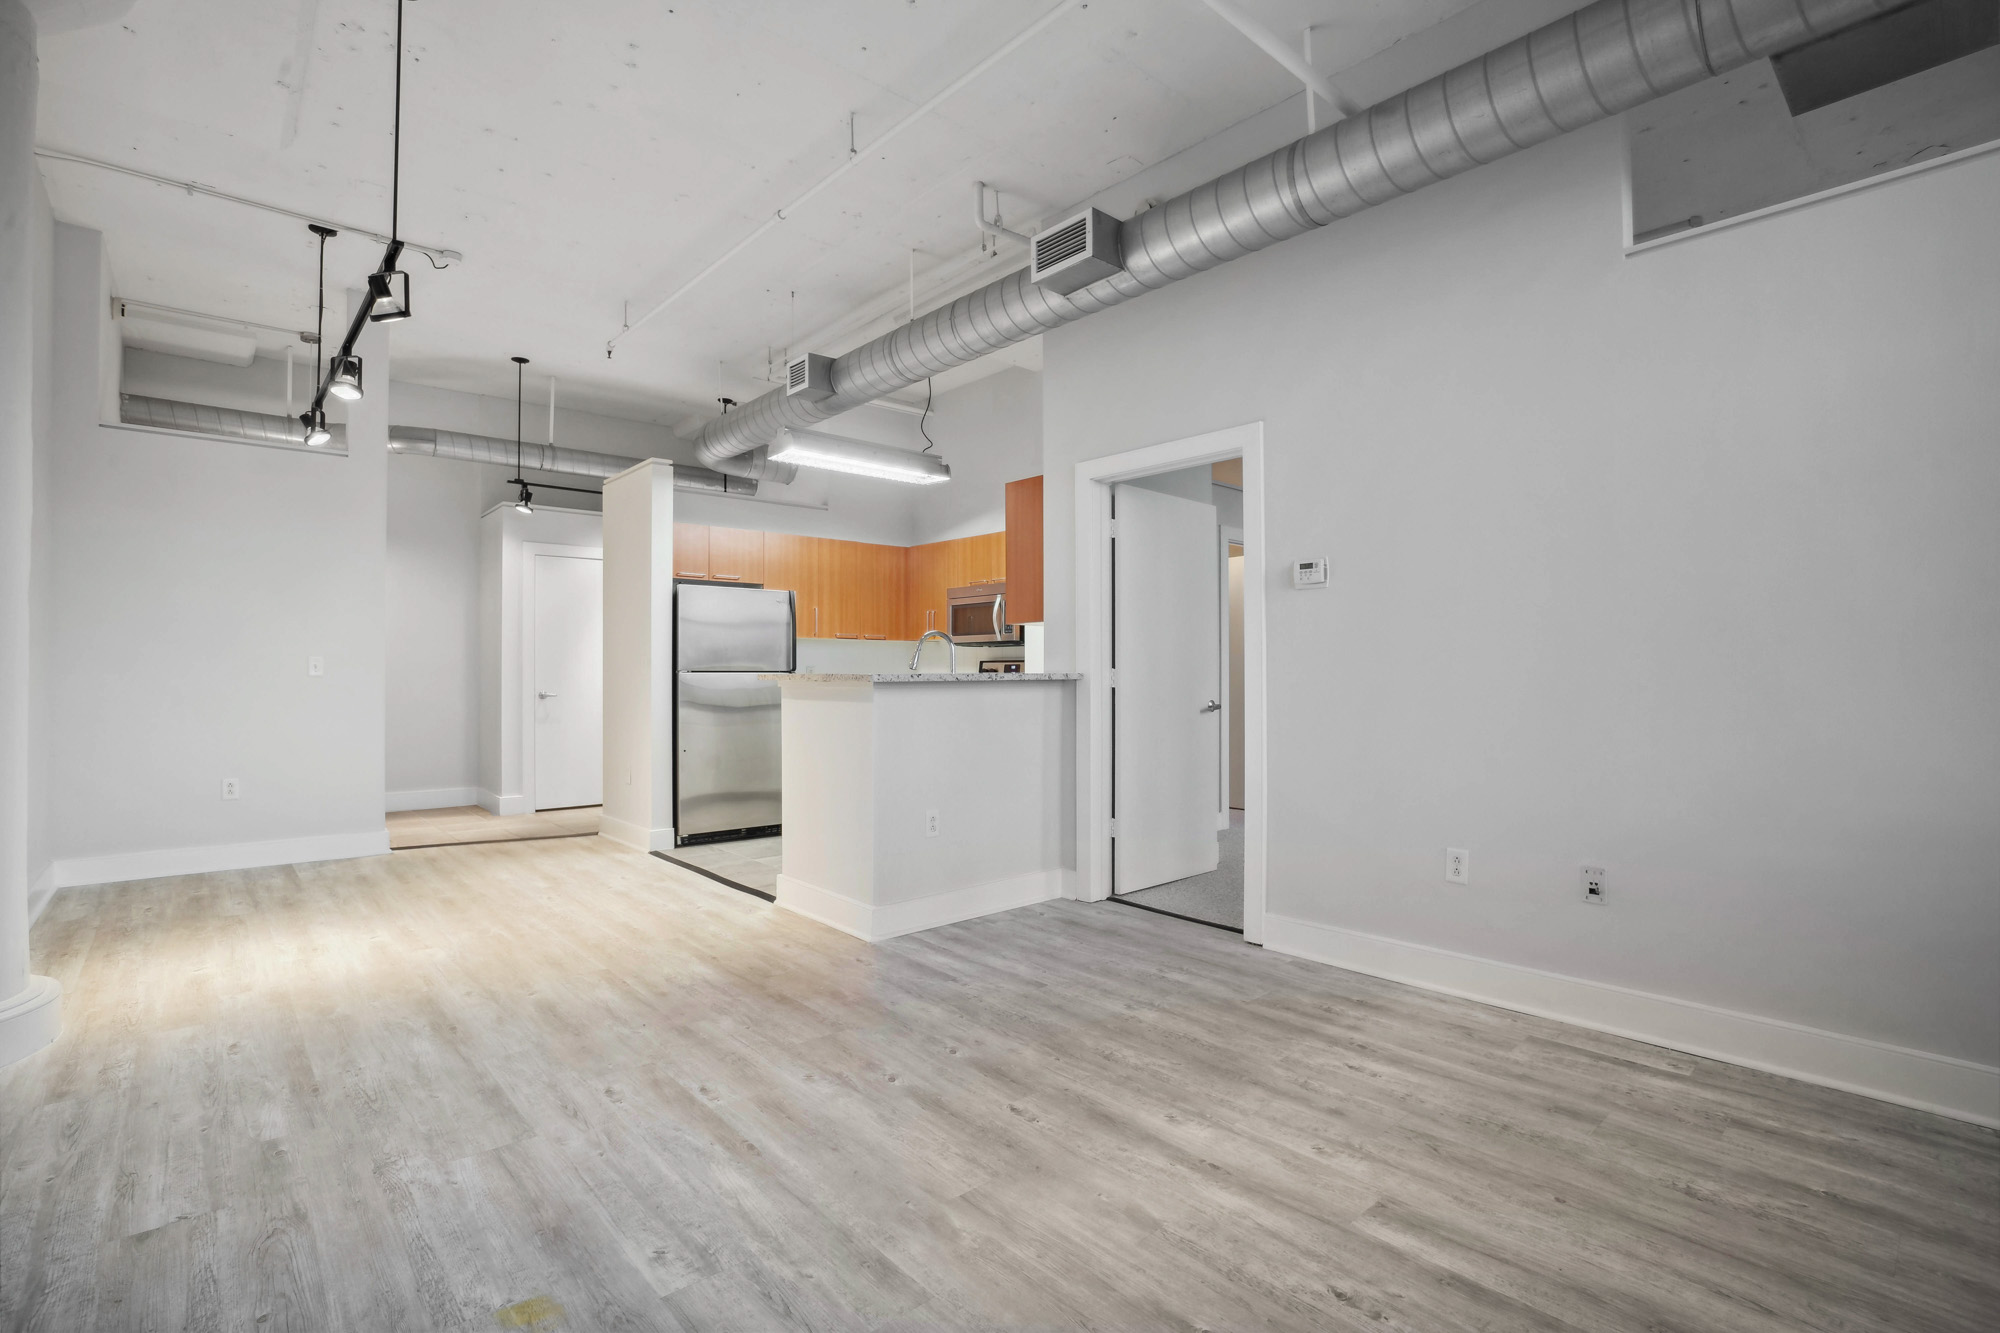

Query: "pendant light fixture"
(366, 0), (413, 325)
(326, 354), (365, 400)
(508, 355), (533, 515)
(303, 223), (337, 445)
(769, 426), (952, 485)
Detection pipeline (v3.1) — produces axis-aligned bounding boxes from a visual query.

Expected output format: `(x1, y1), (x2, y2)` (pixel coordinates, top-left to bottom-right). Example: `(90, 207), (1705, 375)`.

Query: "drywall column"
(600, 459), (676, 850)
(0, 0), (60, 1067)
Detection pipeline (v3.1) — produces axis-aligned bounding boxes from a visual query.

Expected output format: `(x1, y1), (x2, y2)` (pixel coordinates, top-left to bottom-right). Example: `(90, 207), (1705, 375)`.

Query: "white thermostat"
(1291, 558), (1329, 588)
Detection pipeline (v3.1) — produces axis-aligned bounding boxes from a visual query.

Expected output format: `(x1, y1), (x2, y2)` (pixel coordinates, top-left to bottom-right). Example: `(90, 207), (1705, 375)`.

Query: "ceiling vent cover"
(1031, 208), (1122, 295)
(786, 352), (835, 400)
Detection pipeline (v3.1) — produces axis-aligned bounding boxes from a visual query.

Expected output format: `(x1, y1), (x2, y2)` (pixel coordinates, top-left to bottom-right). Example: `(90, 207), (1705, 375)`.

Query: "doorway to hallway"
(1075, 423), (1266, 941)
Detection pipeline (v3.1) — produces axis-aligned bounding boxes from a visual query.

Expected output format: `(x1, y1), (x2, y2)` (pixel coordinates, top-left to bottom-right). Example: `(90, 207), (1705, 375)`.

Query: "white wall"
(47, 227), (390, 884)
(905, 366), (1043, 546)
(386, 451), (484, 806)
(1041, 123), (2000, 1075)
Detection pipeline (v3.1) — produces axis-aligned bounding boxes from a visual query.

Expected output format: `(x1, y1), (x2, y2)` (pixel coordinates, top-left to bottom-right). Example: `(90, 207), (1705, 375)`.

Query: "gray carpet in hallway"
(1118, 810), (1244, 929)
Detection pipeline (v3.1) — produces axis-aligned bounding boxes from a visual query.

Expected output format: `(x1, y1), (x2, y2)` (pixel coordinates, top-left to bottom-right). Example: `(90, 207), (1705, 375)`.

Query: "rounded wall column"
(0, 0), (61, 1067)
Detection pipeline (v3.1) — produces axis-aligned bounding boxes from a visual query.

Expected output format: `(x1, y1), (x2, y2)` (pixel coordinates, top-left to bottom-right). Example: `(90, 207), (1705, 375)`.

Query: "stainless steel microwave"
(946, 582), (1021, 645)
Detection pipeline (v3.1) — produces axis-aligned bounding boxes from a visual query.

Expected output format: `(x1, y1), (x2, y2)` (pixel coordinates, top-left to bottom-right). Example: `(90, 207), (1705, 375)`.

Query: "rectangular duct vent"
(1031, 208), (1122, 295)
(785, 352), (835, 400)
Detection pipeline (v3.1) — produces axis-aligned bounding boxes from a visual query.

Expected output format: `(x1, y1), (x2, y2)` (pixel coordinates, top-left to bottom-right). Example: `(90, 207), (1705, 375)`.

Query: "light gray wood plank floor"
(3, 836), (1994, 1331)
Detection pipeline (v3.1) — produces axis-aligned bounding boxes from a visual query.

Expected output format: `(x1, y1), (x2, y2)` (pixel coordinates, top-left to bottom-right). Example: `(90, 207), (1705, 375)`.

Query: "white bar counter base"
(767, 673), (1079, 941)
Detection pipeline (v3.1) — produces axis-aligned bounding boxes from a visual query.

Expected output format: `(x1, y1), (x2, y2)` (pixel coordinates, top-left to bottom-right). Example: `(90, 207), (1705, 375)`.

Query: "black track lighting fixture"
(299, 223), (338, 442)
(327, 354), (365, 401)
(507, 355), (533, 516)
(304, 0), (419, 423)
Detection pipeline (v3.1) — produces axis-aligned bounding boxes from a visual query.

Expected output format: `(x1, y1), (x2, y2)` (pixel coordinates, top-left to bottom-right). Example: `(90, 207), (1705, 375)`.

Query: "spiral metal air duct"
(695, 0), (1904, 469)
(120, 396), (751, 494)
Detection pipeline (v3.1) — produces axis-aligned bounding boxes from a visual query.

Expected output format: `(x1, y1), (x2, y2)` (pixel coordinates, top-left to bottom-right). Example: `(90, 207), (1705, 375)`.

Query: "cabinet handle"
(814, 607), (819, 636)
(863, 635), (885, 640)
(835, 633), (861, 639)
(711, 574), (740, 580)
(676, 570), (704, 577)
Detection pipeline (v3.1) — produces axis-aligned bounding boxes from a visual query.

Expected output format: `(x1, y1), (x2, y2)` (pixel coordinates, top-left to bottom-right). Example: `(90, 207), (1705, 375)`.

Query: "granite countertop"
(764, 672), (1082, 684)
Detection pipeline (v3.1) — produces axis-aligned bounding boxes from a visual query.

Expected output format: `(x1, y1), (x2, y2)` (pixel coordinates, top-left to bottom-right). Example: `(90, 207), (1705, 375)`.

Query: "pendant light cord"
(391, 0), (403, 240)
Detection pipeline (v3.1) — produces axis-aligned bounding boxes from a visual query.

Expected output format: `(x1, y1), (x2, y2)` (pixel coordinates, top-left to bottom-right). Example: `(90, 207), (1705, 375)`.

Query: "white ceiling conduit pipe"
(117, 395), (752, 492)
(694, 0), (1905, 474)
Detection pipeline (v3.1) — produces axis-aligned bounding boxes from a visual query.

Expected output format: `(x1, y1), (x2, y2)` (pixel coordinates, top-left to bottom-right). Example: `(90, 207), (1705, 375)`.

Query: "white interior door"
(533, 554), (603, 810)
(1113, 484), (1221, 893)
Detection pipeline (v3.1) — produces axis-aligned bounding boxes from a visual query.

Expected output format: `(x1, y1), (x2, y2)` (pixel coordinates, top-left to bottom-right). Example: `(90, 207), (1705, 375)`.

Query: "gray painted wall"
(1040, 119), (2000, 1067)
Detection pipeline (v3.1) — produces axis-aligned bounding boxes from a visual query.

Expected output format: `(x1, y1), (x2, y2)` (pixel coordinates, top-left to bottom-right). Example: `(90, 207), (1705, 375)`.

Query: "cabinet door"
(672, 523), (710, 580)
(861, 543), (906, 639)
(1005, 475), (1044, 623)
(707, 527), (765, 585)
(904, 541), (949, 639)
(965, 531), (1007, 586)
(765, 533), (830, 638)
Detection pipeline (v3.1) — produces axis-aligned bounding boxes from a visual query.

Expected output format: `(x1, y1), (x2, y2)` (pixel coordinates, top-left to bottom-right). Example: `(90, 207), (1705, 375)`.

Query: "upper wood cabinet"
(699, 522), (1014, 641)
(903, 531), (1006, 639)
(763, 532), (830, 638)
(1004, 475), (1044, 623)
(672, 523), (710, 580)
(826, 541), (906, 640)
(706, 526), (764, 584)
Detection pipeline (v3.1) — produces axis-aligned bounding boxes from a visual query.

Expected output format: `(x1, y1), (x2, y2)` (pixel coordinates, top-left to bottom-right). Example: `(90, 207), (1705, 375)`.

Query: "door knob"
(537, 691), (557, 699)
(1200, 699), (1220, 713)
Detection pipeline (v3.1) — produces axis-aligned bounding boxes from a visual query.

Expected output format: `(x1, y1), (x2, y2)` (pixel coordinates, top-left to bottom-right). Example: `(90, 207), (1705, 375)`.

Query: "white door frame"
(1073, 422), (1267, 943)
(521, 541), (604, 812)
(1218, 522), (1243, 829)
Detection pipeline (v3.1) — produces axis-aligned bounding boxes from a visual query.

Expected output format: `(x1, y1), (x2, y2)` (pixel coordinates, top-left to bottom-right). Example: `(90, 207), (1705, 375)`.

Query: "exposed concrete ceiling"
(35, 0), (1504, 427)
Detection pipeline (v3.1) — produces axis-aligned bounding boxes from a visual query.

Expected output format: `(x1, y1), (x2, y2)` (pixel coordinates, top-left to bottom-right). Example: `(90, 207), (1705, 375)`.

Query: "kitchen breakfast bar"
(762, 673), (1080, 940)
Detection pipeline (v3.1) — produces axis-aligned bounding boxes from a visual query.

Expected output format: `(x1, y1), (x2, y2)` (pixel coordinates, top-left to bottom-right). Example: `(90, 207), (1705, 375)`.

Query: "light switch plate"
(1291, 558), (1329, 589)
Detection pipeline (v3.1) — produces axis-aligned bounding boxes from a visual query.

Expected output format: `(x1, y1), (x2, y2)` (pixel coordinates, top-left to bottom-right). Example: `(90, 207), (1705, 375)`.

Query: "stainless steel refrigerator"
(674, 582), (795, 845)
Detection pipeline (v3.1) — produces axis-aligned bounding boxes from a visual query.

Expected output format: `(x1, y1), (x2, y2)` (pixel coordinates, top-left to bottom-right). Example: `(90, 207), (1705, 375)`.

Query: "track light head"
(327, 354), (364, 401)
(513, 483), (534, 515)
(301, 411), (331, 447)
(367, 269), (412, 322)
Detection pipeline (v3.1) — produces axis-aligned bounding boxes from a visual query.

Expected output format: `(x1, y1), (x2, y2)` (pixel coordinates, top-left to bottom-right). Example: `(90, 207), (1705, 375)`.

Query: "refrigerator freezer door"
(676, 672), (782, 840)
(676, 584), (796, 672)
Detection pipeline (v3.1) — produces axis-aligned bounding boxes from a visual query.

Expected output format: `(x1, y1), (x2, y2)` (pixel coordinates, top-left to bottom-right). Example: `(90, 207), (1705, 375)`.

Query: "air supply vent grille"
(785, 352), (834, 400)
(1035, 216), (1089, 268)
(1030, 208), (1122, 295)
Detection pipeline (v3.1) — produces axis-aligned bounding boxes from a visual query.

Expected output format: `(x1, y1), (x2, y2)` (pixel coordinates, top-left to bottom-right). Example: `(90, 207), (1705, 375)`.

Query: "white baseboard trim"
(477, 789), (531, 817)
(777, 869), (1065, 942)
(52, 829), (393, 890)
(0, 976), (62, 1069)
(26, 864), (56, 925)
(599, 814), (673, 853)
(1264, 913), (2000, 1129)
(387, 786), (480, 813)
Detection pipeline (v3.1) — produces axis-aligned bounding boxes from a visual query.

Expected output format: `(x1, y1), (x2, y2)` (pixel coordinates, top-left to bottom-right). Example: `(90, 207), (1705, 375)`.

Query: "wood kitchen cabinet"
(672, 523), (710, 580)
(762, 532), (831, 638)
(903, 531), (1006, 639)
(706, 526), (764, 584)
(826, 540), (906, 640)
(1004, 474), (1044, 623)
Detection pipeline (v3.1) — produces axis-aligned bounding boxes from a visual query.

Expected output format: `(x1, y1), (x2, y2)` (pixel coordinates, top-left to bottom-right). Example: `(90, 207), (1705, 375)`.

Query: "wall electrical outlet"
(308, 655), (325, 677)
(1582, 865), (1607, 904)
(925, 809), (941, 838)
(221, 778), (240, 800)
(1445, 847), (1469, 884)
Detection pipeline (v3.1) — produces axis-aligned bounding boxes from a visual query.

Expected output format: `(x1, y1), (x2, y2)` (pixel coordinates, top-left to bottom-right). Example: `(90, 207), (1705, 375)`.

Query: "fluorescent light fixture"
(327, 354), (364, 401)
(303, 412), (331, 447)
(769, 427), (950, 485)
(514, 483), (534, 515)
(367, 270), (411, 322)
